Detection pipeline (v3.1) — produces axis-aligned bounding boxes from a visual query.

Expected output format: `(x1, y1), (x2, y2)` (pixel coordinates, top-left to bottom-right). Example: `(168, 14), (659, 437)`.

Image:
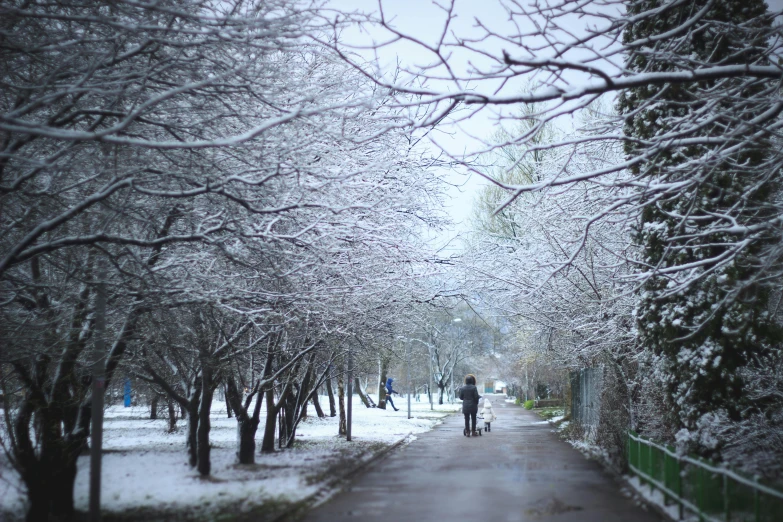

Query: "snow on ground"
(530, 414), (564, 425)
(624, 475), (697, 521)
(0, 396), (460, 520)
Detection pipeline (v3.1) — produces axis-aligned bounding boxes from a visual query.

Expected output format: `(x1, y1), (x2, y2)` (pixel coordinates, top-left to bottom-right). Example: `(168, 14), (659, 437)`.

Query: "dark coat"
(458, 384), (480, 413)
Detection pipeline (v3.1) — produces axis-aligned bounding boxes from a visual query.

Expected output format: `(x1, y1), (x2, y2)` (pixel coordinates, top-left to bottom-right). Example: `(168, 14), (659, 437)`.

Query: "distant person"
(458, 374), (481, 437)
(481, 397), (497, 432)
(385, 377), (400, 411)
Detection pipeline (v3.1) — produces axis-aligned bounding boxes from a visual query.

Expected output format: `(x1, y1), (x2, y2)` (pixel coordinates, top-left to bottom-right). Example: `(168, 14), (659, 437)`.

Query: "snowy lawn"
(0, 396), (459, 521)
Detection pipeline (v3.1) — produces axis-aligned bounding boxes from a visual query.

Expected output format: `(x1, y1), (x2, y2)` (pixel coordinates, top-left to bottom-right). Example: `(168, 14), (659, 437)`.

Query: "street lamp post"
(406, 340), (411, 419)
(346, 348), (353, 442)
(426, 343), (434, 411)
(451, 317), (462, 404)
(449, 366), (454, 404)
(89, 262), (107, 522)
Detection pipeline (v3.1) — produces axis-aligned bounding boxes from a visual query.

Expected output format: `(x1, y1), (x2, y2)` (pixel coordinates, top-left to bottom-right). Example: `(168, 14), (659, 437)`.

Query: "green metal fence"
(627, 431), (783, 522)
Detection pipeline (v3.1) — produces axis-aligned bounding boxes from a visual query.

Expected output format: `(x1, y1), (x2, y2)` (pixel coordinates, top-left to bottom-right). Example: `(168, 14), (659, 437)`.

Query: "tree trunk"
(285, 360), (319, 448)
(312, 392), (325, 418)
(338, 373), (347, 436)
(150, 393), (159, 419)
(225, 386), (233, 418)
(283, 395), (294, 448)
(17, 405), (81, 521)
(378, 358), (388, 410)
(438, 383), (445, 405)
(24, 482), (49, 522)
(281, 390), (296, 447)
(237, 415), (258, 464)
(226, 378), (265, 465)
(49, 456), (78, 519)
(197, 364), (214, 476)
(325, 375), (337, 417)
(261, 388), (277, 453)
(167, 397), (177, 433)
(355, 377), (371, 408)
(186, 389), (201, 468)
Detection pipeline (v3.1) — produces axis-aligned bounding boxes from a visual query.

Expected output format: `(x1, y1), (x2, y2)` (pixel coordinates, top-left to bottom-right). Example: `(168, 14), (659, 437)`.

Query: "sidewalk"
(298, 395), (664, 522)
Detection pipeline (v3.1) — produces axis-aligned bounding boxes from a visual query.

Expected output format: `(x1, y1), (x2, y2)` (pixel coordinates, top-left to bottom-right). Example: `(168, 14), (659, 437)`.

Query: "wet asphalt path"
(299, 395), (662, 522)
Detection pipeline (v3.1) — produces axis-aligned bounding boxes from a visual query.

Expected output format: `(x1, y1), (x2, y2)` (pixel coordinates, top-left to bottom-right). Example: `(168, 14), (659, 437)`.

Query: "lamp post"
(346, 348), (353, 442)
(426, 343), (434, 411)
(449, 365), (454, 404)
(451, 318), (462, 404)
(89, 261), (107, 522)
(406, 340), (411, 419)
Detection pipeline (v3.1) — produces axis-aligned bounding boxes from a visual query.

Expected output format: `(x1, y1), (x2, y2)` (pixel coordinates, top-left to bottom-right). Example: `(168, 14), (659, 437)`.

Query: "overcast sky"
(326, 0), (783, 252)
(325, 0), (531, 251)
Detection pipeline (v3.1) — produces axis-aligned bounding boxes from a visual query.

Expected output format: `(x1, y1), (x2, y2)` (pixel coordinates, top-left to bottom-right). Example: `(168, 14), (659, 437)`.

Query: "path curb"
(269, 430), (416, 522)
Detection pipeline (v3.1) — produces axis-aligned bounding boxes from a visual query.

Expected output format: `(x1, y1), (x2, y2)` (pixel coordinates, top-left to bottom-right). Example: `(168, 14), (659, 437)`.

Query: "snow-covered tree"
(0, 1), (448, 519)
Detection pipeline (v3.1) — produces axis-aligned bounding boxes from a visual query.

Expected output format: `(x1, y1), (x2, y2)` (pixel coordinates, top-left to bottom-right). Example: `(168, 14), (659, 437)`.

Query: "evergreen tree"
(617, 0), (781, 450)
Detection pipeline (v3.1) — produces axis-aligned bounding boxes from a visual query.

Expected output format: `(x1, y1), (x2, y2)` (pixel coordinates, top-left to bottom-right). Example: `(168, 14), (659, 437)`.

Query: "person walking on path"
(458, 374), (481, 436)
(480, 397), (496, 432)
(385, 377), (400, 411)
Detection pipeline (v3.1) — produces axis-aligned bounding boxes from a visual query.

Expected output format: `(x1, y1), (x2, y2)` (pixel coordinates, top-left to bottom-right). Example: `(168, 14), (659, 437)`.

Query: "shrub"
(515, 397), (521, 405)
(538, 407), (565, 420)
(524, 400), (535, 410)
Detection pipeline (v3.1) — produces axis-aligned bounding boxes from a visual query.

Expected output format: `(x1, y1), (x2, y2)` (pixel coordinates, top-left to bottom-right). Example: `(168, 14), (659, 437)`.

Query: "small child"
(481, 398), (497, 432)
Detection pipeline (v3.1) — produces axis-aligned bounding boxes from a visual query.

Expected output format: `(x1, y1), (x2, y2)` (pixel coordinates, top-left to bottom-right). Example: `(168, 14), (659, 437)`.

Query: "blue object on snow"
(124, 378), (132, 407)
